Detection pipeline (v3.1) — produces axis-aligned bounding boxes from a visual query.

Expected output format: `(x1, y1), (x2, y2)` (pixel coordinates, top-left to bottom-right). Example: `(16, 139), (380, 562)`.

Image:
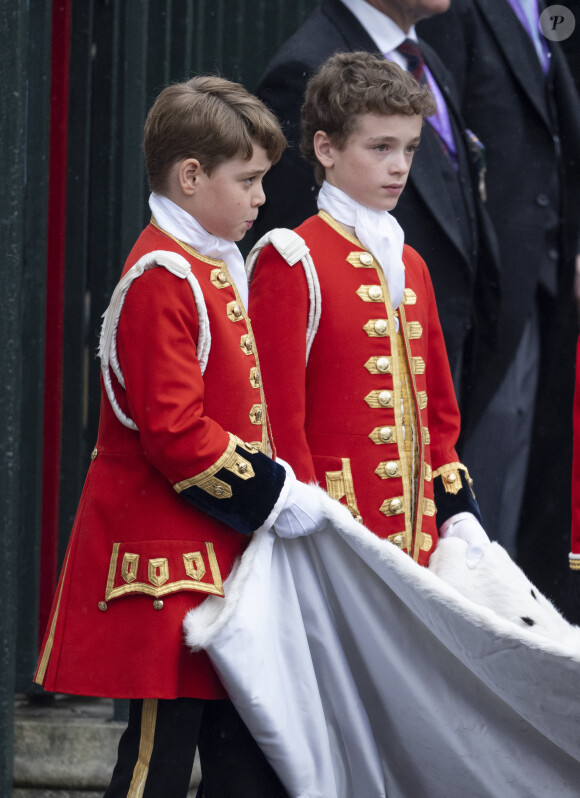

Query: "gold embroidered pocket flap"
(104, 539), (224, 601)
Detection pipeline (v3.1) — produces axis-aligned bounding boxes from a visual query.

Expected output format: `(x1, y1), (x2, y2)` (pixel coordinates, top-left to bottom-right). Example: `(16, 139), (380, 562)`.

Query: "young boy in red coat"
(34, 76), (315, 797)
(249, 52), (489, 568)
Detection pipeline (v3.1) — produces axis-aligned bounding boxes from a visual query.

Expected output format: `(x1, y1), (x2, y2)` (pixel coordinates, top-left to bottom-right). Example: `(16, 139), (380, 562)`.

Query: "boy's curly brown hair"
(301, 51), (436, 185)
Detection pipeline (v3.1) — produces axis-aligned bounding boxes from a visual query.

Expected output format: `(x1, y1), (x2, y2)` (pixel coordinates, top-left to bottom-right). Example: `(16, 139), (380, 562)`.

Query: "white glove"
(274, 462), (327, 539)
(439, 512), (490, 570)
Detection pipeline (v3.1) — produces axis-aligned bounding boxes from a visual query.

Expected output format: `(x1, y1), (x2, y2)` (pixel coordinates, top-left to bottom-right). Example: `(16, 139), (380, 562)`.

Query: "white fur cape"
(184, 485), (580, 798)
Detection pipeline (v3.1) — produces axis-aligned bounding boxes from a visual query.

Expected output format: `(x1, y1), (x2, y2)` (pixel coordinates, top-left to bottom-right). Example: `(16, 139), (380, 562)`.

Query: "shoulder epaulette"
(246, 229), (320, 362)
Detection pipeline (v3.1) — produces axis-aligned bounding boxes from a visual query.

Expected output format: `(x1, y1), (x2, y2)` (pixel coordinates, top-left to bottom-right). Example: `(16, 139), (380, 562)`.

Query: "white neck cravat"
(317, 181), (405, 310)
(149, 193), (248, 307)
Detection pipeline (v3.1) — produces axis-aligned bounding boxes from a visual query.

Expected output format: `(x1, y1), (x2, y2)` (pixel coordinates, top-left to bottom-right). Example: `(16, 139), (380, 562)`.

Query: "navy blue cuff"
(434, 467), (482, 528)
(174, 436), (286, 535)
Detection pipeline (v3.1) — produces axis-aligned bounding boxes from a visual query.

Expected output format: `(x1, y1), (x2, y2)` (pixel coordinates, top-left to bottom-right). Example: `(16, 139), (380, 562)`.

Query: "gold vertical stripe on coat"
(399, 302), (427, 562)
(127, 699), (158, 798)
(34, 548), (72, 684)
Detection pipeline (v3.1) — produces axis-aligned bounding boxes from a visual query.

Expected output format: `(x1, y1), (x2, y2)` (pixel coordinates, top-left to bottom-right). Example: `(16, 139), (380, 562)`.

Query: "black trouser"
(104, 697), (289, 798)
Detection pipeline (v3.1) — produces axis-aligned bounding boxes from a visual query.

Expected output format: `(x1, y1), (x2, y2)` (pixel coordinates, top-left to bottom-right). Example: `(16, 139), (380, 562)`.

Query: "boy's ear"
(178, 158), (203, 196)
(313, 131), (334, 168)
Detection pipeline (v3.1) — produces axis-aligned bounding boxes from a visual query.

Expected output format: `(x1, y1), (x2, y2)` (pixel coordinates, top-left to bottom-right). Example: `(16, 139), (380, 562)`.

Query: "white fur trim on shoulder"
(99, 250), (211, 430)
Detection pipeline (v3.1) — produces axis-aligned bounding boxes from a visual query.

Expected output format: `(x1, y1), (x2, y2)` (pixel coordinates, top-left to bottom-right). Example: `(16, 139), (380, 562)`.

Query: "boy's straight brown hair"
(144, 75), (286, 194)
(301, 51), (436, 185)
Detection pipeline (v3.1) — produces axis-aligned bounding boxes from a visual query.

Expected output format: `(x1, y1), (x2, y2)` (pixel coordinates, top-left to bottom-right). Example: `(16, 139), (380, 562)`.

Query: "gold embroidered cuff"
(433, 462), (473, 496)
(174, 434), (256, 494)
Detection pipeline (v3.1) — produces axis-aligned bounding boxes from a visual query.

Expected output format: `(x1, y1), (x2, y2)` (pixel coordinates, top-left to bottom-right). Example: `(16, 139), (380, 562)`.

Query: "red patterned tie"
(396, 39), (427, 87)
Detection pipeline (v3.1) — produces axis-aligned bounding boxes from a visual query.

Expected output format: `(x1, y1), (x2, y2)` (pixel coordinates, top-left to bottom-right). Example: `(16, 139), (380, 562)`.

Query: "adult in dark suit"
(418, 0), (580, 576)
(253, 0), (501, 439)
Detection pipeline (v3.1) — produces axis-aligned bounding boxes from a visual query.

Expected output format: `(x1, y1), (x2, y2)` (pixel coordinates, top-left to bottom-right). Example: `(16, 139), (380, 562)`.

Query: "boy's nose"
(390, 152), (409, 175)
(253, 183), (266, 206)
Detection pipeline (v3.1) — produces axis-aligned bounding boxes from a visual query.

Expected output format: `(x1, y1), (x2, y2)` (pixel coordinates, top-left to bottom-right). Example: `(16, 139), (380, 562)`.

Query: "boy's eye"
(244, 176), (256, 185)
(375, 144), (388, 152)
(406, 145), (419, 154)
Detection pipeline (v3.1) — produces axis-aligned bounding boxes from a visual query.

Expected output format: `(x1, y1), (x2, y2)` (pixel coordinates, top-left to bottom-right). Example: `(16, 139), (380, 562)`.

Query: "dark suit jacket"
(253, 0), (501, 434)
(418, 0), (580, 376)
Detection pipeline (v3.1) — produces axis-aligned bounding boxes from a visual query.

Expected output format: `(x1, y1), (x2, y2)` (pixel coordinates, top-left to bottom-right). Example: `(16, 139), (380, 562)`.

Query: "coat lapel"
(321, 0), (384, 52)
(414, 42), (474, 265)
(476, 0), (551, 128)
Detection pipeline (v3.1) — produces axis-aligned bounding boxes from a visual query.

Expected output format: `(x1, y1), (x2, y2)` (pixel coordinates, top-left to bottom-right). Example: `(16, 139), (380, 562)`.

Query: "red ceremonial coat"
(35, 222), (283, 699)
(250, 212), (472, 567)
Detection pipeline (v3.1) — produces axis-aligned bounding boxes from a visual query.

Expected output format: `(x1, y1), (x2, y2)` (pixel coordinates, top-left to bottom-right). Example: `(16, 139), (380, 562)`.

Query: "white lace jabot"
(149, 193), (248, 307)
(317, 182), (405, 310)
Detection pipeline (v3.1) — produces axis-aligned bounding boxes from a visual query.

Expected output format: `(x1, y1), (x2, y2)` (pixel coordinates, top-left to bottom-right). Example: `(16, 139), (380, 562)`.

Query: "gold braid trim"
(173, 433), (256, 494)
(432, 462), (474, 497)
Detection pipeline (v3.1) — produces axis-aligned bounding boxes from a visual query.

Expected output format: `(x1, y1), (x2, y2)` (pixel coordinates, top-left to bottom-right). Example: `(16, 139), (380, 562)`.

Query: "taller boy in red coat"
(249, 52), (488, 569)
(34, 76), (318, 797)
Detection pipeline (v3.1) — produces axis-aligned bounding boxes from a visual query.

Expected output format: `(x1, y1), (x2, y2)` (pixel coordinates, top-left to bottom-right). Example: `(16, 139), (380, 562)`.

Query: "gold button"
(390, 498), (403, 514)
(446, 473), (457, 483)
(378, 390), (392, 407)
(392, 533), (404, 548)
(238, 462), (248, 474)
(153, 600), (164, 611)
(244, 337), (253, 351)
(214, 485), (225, 496)
(379, 426), (392, 442)
(354, 514), (363, 523)
(359, 252), (373, 266)
(376, 357), (390, 373)
(218, 271), (228, 283)
(91, 448), (98, 461)
(368, 285), (382, 301)
(385, 461), (398, 477)
(374, 319), (388, 336)
(233, 304), (242, 317)
(98, 601), (108, 612)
